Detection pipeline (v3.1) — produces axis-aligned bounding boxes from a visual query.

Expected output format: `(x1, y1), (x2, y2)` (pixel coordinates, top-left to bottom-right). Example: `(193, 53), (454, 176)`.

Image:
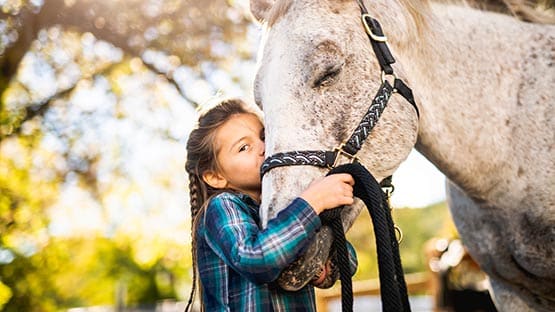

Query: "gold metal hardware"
(361, 14), (388, 42)
(381, 70), (398, 88)
(331, 145), (359, 168)
(383, 183), (395, 208)
(394, 225), (404, 244)
(382, 185), (402, 243)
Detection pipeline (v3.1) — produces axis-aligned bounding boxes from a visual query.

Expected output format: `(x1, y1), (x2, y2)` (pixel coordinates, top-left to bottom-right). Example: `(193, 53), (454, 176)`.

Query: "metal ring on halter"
(381, 70), (398, 86)
(361, 14), (387, 42)
(331, 145), (360, 168)
(382, 184), (395, 196)
(394, 225), (404, 244)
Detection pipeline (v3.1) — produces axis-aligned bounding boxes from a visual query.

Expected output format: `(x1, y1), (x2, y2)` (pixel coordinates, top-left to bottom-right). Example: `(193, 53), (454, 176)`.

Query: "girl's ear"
(250, 0), (275, 23)
(202, 170), (228, 189)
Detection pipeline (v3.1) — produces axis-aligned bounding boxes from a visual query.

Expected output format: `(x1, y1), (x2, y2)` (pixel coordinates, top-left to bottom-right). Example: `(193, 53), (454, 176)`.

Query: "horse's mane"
(265, 0), (554, 29)
(397, 0), (554, 41)
(424, 0), (554, 23)
(468, 0), (554, 23)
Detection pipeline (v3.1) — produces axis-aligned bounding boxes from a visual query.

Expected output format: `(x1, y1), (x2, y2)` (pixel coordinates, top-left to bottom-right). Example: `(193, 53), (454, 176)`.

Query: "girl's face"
(209, 113), (265, 201)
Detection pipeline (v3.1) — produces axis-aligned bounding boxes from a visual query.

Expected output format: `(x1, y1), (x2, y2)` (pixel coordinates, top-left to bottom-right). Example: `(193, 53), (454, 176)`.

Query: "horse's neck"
(399, 3), (554, 203)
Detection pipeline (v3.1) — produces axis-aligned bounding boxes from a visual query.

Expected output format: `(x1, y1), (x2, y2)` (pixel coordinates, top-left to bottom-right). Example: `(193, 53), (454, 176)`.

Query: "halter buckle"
(331, 145), (359, 168)
(361, 14), (387, 42)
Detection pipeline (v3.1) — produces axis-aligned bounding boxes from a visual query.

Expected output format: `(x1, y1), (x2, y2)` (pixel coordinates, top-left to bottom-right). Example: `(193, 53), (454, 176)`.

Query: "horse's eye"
(313, 64), (342, 88)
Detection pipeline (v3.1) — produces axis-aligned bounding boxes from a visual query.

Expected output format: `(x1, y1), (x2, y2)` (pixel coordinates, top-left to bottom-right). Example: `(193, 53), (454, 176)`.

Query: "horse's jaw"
(260, 166), (315, 227)
(260, 166), (365, 229)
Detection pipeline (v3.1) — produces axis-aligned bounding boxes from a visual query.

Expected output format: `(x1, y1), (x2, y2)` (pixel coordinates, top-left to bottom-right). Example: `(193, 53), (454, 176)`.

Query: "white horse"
(249, 0), (554, 310)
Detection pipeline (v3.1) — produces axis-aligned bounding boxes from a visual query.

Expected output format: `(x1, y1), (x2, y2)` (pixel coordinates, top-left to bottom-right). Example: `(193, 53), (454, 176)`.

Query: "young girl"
(185, 99), (357, 311)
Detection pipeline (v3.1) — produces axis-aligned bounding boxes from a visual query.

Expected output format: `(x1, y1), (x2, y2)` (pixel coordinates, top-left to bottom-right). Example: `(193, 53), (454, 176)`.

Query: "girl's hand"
(300, 173), (354, 214)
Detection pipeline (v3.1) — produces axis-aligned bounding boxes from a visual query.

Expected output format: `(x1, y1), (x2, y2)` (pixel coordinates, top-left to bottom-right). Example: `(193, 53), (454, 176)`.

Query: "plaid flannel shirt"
(196, 192), (357, 311)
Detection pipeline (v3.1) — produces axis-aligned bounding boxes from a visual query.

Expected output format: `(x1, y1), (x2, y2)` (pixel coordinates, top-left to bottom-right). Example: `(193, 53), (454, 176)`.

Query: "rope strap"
(320, 207), (354, 310)
(321, 163), (411, 312)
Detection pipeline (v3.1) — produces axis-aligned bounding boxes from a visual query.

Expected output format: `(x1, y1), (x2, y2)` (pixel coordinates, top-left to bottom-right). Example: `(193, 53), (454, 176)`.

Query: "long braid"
(189, 170), (207, 223)
(184, 170), (204, 312)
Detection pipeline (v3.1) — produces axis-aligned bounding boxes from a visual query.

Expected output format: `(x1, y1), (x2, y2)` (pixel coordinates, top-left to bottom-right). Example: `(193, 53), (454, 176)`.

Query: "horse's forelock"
(266, 0), (293, 27)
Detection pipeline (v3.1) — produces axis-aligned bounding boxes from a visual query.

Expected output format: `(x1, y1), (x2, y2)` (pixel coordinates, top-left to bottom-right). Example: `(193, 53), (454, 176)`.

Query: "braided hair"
(184, 99), (257, 311)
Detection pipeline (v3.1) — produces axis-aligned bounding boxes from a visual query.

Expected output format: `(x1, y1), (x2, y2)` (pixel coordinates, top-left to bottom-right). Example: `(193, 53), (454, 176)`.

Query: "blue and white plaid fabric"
(196, 192), (357, 311)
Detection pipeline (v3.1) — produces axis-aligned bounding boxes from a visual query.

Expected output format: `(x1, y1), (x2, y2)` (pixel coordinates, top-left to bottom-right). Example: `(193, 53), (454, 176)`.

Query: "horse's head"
(251, 0), (420, 224)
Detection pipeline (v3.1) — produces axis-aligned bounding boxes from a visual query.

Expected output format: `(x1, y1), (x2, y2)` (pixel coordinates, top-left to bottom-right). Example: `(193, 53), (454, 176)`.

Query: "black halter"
(260, 0), (419, 177)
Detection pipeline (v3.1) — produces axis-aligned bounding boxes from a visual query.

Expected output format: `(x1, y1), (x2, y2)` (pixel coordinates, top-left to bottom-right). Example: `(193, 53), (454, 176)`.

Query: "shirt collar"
(236, 193), (259, 207)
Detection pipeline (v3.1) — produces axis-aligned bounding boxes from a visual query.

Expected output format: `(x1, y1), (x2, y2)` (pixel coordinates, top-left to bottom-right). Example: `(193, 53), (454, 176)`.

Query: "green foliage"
(0, 280), (11, 310)
(347, 201), (457, 281)
(0, 236), (193, 311)
(0, 134), (58, 249)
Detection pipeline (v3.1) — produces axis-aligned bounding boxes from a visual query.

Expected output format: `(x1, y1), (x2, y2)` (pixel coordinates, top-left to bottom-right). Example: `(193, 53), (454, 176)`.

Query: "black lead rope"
(319, 206), (353, 310)
(320, 163), (411, 312)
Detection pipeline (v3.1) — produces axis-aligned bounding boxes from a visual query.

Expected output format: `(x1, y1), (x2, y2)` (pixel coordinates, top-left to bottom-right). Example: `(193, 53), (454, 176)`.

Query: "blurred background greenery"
(0, 1), (460, 311)
(348, 201), (457, 281)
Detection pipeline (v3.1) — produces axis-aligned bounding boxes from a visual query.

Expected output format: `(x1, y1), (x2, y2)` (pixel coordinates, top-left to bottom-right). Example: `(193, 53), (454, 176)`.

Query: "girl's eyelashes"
(239, 144), (249, 152)
(260, 128), (265, 141)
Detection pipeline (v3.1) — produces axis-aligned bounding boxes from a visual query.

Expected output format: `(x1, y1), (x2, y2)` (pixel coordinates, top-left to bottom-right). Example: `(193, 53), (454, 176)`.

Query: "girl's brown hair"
(184, 98), (257, 311)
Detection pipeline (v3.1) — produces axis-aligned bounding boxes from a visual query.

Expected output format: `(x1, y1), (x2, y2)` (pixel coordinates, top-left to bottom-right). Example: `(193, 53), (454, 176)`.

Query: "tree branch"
(0, 10), (40, 95)
(139, 58), (201, 110)
(0, 62), (120, 141)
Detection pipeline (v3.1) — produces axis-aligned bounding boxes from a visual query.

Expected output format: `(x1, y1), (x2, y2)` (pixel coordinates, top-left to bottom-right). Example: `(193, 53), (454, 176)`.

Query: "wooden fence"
(315, 272), (433, 312)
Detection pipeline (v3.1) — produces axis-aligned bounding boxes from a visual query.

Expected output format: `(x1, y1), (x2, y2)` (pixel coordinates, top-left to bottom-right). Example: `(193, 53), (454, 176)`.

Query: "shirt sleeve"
(204, 195), (322, 284)
(347, 241), (358, 276)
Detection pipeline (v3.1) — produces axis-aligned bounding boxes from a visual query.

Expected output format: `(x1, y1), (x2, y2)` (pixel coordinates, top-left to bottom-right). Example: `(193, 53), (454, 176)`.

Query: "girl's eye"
(260, 129), (265, 141)
(239, 144), (249, 152)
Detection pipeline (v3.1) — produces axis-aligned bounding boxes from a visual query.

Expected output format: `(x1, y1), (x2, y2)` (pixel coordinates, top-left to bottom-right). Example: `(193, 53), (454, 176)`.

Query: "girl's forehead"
(228, 113), (263, 128)
(214, 113), (262, 148)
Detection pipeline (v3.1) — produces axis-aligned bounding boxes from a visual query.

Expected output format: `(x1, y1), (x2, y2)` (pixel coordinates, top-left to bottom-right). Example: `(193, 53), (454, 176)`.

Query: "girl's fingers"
(343, 196), (354, 205)
(332, 173), (354, 185)
(341, 174), (355, 185)
(343, 184), (353, 196)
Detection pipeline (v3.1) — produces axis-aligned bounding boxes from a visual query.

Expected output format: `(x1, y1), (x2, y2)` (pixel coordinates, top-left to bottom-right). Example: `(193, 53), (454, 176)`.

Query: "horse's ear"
(249, 0), (274, 23)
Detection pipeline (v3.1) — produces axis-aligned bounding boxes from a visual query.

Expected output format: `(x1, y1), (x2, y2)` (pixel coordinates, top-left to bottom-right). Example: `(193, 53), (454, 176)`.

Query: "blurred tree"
(0, 235), (191, 311)
(0, 0), (255, 310)
(1, 0), (254, 137)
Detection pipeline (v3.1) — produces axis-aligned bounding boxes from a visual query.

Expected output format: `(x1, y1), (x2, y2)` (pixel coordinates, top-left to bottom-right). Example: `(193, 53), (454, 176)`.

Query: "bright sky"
(389, 149), (446, 208)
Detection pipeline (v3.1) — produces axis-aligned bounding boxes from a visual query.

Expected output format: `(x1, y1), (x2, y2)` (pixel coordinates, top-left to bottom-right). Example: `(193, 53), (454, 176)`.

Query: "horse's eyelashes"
(313, 66), (342, 88)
